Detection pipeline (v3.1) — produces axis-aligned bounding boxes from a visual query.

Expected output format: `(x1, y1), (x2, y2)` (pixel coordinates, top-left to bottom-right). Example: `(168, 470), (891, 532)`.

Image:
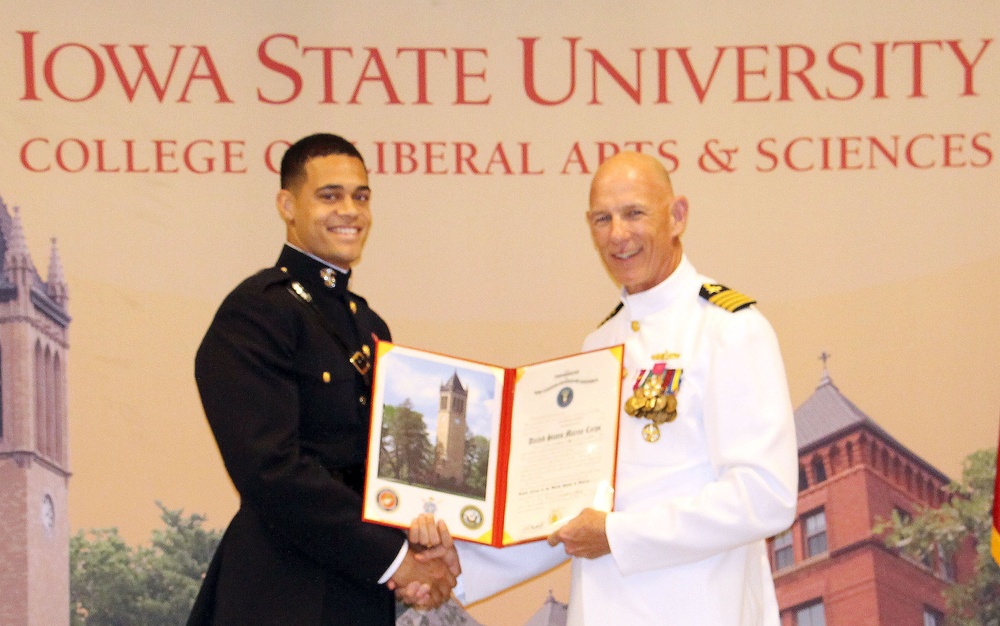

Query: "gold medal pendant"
(624, 390), (645, 417)
(626, 365), (683, 443)
(642, 423), (661, 442)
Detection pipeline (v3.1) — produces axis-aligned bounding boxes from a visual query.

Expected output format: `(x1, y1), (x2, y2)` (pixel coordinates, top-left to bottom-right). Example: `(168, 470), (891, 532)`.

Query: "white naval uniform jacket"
(456, 256), (798, 625)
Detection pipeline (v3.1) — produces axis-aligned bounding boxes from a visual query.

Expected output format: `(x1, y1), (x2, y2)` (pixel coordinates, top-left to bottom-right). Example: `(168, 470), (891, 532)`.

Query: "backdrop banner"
(2, 3), (997, 625)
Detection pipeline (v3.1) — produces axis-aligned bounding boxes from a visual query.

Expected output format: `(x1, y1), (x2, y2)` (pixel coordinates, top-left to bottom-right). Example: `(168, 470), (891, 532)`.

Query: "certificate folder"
(362, 342), (624, 547)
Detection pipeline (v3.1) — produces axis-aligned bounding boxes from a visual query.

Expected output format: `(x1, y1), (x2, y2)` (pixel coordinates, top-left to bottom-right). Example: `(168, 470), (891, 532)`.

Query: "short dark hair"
(280, 133), (365, 190)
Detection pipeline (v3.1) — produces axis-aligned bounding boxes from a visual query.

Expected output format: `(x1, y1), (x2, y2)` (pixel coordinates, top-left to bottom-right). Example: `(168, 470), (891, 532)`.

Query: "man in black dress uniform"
(188, 134), (456, 625)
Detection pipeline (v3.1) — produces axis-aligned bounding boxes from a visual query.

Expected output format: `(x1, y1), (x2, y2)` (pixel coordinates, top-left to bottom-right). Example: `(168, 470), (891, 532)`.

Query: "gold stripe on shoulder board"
(699, 283), (756, 312)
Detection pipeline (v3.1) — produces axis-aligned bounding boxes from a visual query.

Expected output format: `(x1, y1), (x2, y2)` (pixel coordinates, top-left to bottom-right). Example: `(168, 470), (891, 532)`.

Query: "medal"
(625, 362), (682, 442)
(642, 423), (660, 442)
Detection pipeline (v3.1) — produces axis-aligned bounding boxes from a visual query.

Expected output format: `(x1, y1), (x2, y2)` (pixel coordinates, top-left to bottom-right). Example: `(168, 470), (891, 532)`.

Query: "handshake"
(385, 507), (611, 610)
(387, 514), (462, 610)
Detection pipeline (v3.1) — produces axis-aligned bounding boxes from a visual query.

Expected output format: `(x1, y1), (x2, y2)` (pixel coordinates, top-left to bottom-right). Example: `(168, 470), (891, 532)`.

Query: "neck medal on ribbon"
(624, 362), (682, 443)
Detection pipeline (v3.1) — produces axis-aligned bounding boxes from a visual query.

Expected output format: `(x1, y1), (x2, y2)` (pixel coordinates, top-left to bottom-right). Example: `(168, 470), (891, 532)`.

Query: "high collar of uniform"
(621, 255), (698, 320)
(276, 244), (351, 296)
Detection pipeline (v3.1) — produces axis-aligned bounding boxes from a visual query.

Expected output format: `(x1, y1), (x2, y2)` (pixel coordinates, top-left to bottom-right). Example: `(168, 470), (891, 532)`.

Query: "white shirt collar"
(621, 255), (697, 320)
(284, 242), (350, 275)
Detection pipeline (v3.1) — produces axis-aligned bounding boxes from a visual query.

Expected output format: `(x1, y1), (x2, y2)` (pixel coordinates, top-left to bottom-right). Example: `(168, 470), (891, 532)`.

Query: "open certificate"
(362, 342), (624, 546)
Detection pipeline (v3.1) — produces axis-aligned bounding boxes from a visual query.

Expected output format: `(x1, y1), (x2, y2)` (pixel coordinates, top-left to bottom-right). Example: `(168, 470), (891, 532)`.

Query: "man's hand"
(390, 514), (462, 609)
(546, 508), (610, 559)
(408, 513), (441, 549)
(410, 514), (461, 578)
(389, 549), (456, 609)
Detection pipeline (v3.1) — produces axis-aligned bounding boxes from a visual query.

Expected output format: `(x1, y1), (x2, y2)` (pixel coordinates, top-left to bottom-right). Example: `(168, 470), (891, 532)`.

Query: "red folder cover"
(362, 341), (624, 547)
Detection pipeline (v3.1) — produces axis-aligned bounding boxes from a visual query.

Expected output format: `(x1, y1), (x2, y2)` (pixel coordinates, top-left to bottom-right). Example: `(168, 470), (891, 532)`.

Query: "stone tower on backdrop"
(0, 196), (71, 626)
(435, 371), (468, 483)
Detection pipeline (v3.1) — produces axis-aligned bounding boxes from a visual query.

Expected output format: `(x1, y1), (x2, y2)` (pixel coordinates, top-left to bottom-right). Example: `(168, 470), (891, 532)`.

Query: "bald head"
(590, 152), (675, 209)
(586, 152), (688, 294)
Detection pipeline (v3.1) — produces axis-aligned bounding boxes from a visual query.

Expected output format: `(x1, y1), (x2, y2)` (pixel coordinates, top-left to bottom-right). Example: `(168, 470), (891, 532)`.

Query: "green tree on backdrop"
(70, 502), (221, 626)
(877, 448), (1000, 625)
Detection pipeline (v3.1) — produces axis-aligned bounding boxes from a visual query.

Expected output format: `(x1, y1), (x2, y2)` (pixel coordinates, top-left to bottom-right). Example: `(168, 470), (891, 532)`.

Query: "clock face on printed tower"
(41, 495), (56, 534)
(0, 200), (72, 626)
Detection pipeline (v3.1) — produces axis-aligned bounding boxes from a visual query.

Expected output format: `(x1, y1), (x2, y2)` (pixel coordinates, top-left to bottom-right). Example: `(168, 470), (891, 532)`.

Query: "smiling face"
(586, 152), (688, 294)
(276, 153), (371, 268)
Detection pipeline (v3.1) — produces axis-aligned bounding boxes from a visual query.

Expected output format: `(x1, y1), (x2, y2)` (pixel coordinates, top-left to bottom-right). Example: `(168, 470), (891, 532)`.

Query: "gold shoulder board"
(599, 302), (624, 327)
(699, 283), (756, 312)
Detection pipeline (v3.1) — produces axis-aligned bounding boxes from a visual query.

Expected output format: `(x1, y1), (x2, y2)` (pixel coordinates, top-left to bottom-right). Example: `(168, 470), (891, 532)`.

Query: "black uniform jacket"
(187, 246), (406, 626)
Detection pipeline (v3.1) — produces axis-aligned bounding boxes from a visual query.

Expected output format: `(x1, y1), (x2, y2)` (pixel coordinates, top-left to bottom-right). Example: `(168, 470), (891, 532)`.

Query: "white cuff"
(378, 541), (409, 584)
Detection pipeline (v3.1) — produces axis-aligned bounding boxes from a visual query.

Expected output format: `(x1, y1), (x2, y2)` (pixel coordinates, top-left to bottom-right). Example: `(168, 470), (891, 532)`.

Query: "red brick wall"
(774, 430), (967, 626)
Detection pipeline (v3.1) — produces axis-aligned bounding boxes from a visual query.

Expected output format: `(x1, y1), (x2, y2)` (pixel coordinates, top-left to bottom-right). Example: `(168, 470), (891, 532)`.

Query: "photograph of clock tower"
(435, 371), (469, 483)
(0, 198), (71, 626)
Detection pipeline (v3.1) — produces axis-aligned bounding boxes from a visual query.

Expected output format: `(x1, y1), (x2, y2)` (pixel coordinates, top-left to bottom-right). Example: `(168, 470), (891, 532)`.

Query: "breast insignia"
(699, 283), (756, 312)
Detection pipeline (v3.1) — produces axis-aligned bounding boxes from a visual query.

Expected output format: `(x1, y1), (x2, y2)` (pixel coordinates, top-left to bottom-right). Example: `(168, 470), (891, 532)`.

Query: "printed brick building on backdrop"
(771, 358), (976, 626)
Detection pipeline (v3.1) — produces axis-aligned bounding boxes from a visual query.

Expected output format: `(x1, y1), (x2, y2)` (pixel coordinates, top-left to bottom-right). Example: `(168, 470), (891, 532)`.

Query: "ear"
(276, 189), (295, 226)
(670, 196), (689, 237)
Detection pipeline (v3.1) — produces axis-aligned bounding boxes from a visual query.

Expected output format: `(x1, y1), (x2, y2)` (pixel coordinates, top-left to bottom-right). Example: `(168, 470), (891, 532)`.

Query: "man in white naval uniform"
(448, 152), (798, 625)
